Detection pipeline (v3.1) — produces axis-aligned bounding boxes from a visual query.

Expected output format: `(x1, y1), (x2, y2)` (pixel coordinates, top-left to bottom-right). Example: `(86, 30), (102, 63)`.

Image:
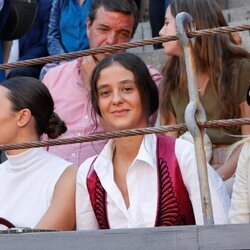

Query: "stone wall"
(139, 0), (149, 22)
(138, 0), (250, 17)
(228, 0), (250, 9)
(223, 7), (250, 22)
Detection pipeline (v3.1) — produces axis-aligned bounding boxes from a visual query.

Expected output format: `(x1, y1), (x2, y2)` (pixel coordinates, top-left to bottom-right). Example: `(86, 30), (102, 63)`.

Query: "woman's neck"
(6, 130), (39, 156)
(113, 135), (144, 167)
(196, 71), (209, 95)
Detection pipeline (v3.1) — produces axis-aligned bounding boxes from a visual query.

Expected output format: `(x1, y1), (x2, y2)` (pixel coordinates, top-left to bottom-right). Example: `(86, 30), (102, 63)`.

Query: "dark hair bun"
(44, 112), (67, 139)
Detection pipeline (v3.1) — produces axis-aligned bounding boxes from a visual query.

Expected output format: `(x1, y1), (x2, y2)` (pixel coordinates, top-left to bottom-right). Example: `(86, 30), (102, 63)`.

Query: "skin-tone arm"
(35, 165), (78, 230)
(160, 110), (178, 137)
(240, 101), (250, 135)
(216, 145), (242, 180)
(216, 101), (250, 180)
(231, 32), (242, 45)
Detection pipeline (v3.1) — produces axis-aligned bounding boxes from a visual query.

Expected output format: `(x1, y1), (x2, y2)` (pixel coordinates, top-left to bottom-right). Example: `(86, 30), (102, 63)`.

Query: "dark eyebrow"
(97, 24), (110, 29)
(97, 79), (135, 91)
(97, 24), (131, 35)
(97, 84), (109, 91)
(119, 79), (135, 84)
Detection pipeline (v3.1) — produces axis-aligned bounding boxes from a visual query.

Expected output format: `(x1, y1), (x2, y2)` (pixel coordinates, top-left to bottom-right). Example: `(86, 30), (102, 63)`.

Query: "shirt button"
(77, 132), (81, 136)
(84, 115), (88, 120)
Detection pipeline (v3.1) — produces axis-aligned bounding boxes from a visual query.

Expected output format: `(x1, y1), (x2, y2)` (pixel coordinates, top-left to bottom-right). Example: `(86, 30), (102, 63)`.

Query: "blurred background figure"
(48, 0), (92, 55)
(7, 0), (52, 79)
(149, 0), (169, 49)
(40, 0), (92, 79)
(0, 0), (12, 81)
(134, 0), (140, 10)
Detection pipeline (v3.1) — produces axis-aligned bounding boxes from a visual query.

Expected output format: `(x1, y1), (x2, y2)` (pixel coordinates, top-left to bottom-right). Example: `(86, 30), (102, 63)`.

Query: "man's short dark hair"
(88, 0), (139, 37)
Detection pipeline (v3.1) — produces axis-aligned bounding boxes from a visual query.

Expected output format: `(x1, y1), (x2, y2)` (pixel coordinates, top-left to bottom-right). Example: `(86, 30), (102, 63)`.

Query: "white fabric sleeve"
(76, 157), (99, 230)
(229, 142), (250, 223)
(175, 138), (230, 225)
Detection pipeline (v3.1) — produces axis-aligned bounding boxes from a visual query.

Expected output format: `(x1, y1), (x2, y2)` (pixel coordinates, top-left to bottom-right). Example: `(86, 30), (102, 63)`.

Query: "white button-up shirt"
(76, 134), (230, 230)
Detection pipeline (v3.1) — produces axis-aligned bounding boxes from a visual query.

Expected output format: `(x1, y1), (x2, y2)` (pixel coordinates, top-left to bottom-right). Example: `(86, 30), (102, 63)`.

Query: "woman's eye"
(123, 87), (133, 93)
(99, 90), (110, 97)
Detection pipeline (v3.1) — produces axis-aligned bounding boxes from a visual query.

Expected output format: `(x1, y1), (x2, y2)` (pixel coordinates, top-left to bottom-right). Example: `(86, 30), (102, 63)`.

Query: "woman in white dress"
(0, 77), (76, 230)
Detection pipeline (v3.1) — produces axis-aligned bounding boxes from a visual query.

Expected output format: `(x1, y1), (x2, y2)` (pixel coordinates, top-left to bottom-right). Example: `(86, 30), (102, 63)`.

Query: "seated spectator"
(42, 0), (162, 166)
(40, 0), (92, 79)
(76, 53), (230, 230)
(0, 77), (76, 230)
(229, 86), (250, 223)
(159, 0), (250, 181)
(7, 0), (52, 79)
(228, 137), (250, 223)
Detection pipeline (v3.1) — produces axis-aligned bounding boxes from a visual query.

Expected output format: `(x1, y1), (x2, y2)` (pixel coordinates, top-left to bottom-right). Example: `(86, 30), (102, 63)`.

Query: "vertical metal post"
(176, 12), (214, 224)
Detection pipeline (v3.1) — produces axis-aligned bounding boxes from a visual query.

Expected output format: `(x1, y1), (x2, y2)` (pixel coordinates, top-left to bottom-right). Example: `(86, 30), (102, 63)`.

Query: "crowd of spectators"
(0, 0), (250, 231)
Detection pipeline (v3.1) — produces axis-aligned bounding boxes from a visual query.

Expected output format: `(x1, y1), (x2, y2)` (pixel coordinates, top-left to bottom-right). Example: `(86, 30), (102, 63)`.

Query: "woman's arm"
(229, 142), (250, 223)
(216, 100), (250, 180)
(35, 165), (78, 230)
(240, 101), (250, 135)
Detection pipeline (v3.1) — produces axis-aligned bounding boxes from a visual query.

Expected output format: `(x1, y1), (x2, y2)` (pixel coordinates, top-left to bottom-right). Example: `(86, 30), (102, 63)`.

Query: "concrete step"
(223, 6), (250, 23)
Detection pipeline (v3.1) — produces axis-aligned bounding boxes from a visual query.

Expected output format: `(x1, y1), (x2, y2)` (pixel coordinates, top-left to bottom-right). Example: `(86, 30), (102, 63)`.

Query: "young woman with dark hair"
(159, 0), (250, 180)
(0, 77), (76, 230)
(76, 53), (229, 230)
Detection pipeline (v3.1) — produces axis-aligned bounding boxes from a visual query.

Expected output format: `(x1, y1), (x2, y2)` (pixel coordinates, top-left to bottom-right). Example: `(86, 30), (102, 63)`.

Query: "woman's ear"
(16, 109), (32, 127)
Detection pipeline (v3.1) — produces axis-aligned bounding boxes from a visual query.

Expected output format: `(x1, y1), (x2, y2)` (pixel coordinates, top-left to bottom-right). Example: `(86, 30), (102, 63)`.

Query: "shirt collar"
(93, 139), (115, 176)
(135, 134), (156, 169)
(93, 134), (157, 174)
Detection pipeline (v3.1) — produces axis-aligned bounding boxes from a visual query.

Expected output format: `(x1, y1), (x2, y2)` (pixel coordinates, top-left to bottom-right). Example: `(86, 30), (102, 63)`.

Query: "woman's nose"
(112, 91), (124, 105)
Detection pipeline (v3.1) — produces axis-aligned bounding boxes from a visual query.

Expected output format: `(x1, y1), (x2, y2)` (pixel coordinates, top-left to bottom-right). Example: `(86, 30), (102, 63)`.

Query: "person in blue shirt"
(47, 0), (92, 55)
(39, 0), (92, 79)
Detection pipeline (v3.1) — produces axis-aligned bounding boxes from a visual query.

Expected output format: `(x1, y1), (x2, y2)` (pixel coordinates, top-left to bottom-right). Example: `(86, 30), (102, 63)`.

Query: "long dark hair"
(0, 77), (67, 139)
(90, 52), (159, 126)
(160, 0), (250, 123)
